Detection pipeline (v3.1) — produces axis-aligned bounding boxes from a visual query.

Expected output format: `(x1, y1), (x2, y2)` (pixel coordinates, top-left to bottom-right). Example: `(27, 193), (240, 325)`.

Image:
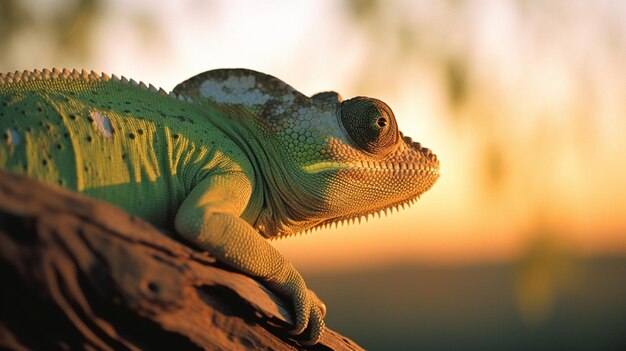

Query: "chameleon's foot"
(288, 288), (326, 345)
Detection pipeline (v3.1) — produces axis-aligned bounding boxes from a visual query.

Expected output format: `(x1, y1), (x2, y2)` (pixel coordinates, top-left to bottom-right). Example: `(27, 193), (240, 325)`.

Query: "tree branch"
(0, 171), (363, 351)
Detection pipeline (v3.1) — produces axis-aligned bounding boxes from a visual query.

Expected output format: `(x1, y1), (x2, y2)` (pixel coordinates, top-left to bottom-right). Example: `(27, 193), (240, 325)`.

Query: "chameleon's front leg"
(174, 172), (325, 344)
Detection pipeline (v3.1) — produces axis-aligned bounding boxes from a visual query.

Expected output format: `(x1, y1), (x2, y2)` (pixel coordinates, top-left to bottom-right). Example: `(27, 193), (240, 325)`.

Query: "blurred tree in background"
(1, 0), (101, 65)
(0, 0), (161, 68)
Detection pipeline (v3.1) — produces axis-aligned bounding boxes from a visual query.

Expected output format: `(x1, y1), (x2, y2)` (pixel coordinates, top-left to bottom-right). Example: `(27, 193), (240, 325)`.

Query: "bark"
(0, 171), (363, 351)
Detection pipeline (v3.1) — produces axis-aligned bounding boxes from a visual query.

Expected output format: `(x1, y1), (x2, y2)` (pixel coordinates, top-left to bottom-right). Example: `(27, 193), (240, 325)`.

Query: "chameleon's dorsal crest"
(173, 69), (308, 108)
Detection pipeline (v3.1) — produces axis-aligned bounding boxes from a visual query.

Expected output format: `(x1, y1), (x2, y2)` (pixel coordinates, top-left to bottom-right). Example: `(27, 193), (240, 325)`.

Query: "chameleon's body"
(0, 68), (439, 344)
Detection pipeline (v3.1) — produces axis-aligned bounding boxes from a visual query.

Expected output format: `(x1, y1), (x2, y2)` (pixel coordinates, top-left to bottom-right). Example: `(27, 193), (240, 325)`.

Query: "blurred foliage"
(445, 58), (468, 109)
(514, 231), (580, 325)
(343, 0), (379, 21)
(341, 0), (470, 108)
(0, 0), (33, 41)
(0, 0), (101, 65)
(0, 0), (161, 68)
(340, 0), (626, 201)
(56, 0), (101, 62)
(481, 140), (507, 192)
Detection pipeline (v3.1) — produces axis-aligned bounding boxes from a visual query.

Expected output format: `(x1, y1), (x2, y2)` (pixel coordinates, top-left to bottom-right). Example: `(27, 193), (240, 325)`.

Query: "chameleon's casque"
(0, 68), (439, 344)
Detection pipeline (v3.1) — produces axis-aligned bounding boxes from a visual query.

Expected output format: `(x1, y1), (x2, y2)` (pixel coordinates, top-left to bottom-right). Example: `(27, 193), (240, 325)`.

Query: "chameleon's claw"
(289, 319), (308, 336)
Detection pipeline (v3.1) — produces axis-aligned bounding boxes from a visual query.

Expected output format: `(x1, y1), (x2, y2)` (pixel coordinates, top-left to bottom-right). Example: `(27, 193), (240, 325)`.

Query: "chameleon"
(0, 68), (440, 345)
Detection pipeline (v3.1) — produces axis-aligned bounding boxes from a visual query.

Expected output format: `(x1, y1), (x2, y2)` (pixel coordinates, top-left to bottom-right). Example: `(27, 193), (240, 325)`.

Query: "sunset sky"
(4, 0), (626, 271)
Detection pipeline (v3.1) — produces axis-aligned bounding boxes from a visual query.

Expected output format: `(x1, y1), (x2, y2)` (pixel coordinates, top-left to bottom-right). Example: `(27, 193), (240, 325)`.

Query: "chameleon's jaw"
(296, 136), (440, 233)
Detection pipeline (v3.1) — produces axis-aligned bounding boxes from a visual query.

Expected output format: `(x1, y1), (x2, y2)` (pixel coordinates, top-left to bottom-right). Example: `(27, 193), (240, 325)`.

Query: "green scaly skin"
(0, 68), (440, 345)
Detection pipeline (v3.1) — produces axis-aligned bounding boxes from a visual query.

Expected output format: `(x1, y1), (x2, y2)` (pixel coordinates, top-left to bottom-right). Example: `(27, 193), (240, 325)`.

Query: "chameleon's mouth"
(301, 160), (439, 176)
(301, 135), (439, 177)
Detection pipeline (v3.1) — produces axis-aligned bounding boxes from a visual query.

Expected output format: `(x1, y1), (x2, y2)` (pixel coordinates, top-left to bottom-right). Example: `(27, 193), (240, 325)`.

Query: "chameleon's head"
(288, 92), (440, 232)
(174, 69), (440, 237)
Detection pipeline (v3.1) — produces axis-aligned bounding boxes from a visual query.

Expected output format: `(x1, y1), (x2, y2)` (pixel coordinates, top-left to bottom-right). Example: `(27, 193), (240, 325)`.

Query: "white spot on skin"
(200, 75), (270, 106)
(91, 111), (113, 138)
(6, 128), (20, 147)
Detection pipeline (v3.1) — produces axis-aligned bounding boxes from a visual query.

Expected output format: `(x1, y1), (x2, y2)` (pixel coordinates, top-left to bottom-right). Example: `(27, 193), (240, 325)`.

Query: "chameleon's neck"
(204, 105), (322, 239)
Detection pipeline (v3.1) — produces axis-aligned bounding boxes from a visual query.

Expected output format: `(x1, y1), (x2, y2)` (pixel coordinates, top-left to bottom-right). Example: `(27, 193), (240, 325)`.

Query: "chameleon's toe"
(309, 288), (327, 318)
(288, 289), (325, 345)
(298, 304), (325, 346)
(288, 288), (312, 336)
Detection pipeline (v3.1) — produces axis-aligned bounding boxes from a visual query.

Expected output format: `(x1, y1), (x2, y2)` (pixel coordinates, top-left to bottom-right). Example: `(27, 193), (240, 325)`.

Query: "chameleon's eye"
(339, 97), (399, 155)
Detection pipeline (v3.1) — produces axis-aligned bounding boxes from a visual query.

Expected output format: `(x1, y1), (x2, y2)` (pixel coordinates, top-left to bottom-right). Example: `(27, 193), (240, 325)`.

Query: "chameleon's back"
(0, 69), (232, 227)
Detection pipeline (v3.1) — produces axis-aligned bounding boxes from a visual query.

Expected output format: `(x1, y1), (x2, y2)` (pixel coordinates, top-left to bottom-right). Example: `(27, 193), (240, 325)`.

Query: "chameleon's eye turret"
(339, 97), (399, 155)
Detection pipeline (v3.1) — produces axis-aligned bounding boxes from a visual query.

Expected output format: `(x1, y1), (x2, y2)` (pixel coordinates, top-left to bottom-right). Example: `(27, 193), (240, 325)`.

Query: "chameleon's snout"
(408, 138), (438, 167)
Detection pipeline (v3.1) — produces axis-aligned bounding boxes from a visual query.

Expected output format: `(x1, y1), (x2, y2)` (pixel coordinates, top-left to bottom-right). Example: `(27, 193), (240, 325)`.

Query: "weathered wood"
(0, 171), (363, 351)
